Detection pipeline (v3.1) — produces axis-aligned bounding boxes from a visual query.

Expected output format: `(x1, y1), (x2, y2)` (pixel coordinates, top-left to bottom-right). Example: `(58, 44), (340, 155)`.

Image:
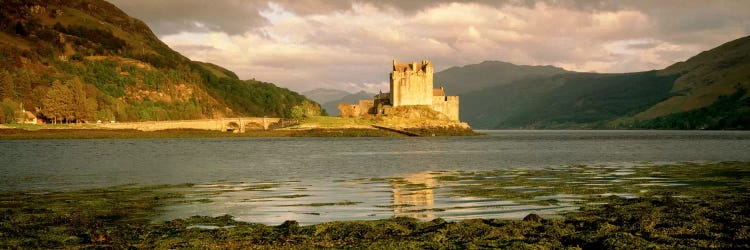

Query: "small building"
(13, 109), (38, 124)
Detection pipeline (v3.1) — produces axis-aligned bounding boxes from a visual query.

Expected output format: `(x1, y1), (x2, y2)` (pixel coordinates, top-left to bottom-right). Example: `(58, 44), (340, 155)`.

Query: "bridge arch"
(244, 121), (265, 130)
(225, 121), (240, 132)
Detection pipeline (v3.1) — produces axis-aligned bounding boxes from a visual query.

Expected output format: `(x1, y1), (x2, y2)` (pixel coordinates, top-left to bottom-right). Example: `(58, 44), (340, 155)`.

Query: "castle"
(339, 60), (459, 121)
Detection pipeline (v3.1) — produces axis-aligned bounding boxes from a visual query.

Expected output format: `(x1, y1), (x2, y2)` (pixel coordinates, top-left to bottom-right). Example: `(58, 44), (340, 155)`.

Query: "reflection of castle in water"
(391, 172), (437, 219)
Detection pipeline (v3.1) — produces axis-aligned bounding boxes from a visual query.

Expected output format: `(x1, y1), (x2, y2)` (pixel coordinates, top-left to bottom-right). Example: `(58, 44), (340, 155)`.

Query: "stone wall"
(358, 100), (374, 116)
(432, 95), (460, 121)
(338, 103), (360, 118)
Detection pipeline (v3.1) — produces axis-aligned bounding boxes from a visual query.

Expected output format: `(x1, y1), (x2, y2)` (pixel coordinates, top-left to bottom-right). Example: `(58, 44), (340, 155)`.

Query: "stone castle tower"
(339, 59), (459, 121)
(390, 60), (434, 107)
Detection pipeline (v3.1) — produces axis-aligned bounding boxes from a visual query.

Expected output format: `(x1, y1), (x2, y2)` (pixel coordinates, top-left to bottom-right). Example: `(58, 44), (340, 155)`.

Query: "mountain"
(460, 71), (677, 128)
(634, 35), (750, 120)
(0, 0), (316, 124)
(302, 88), (352, 105)
(434, 61), (568, 94)
(322, 91), (375, 116)
(457, 35), (750, 129)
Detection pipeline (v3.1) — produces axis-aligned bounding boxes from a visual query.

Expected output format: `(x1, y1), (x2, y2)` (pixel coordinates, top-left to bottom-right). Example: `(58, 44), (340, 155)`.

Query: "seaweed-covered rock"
(523, 213), (543, 223)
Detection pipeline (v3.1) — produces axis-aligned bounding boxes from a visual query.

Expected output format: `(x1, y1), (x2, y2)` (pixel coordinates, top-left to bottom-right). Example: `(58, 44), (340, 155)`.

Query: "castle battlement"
(393, 60), (432, 73)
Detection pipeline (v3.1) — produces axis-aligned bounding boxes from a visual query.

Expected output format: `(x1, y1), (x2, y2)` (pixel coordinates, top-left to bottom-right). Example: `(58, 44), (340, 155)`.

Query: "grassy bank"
(1, 162), (748, 249)
(0, 121), (480, 139)
(0, 127), (409, 139)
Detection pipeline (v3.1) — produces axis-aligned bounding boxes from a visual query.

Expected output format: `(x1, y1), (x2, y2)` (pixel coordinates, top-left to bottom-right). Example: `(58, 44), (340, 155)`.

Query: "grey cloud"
(170, 44), (219, 52)
(107, 0), (269, 35)
(270, 0), (678, 15)
(269, 0), (353, 15)
(107, 0), (750, 38)
(627, 42), (659, 50)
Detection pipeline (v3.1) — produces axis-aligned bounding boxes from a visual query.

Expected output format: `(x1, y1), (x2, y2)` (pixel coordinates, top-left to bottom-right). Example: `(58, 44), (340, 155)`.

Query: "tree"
(0, 70), (14, 100)
(290, 100), (322, 119)
(67, 78), (96, 123)
(1, 98), (21, 124)
(42, 80), (73, 124)
(290, 105), (305, 119)
(14, 69), (35, 108)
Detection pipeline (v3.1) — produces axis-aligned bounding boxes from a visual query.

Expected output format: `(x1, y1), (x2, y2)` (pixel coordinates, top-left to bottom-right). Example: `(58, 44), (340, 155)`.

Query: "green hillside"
(634, 35), (750, 120)
(193, 61), (239, 80)
(0, 0), (315, 124)
(455, 35), (750, 129)
(631, 88), (750, 129)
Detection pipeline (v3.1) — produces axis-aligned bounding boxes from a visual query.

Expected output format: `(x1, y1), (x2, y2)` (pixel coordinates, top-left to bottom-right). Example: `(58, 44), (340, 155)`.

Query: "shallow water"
(153, 172), (583, 225)
(2, 130), (750, 224)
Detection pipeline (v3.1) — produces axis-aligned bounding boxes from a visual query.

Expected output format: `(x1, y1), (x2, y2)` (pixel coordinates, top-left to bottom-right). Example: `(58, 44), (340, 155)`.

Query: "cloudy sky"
(107, 0), (750, 93)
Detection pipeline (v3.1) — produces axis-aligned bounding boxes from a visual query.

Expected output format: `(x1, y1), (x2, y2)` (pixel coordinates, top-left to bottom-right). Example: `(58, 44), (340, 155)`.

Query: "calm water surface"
(2, 130), (749, 224)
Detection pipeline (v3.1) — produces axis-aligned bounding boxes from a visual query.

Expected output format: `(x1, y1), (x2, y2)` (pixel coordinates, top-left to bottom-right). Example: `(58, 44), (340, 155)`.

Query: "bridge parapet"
(101, 117), (293, 132)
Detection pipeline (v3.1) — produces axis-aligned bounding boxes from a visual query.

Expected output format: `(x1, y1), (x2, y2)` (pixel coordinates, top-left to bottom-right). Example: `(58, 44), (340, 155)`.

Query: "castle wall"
(338, 103), (360, 118)
(432, 95), (460, 121)
(358, 100), (374, 116)
(390, 61), (433, 107)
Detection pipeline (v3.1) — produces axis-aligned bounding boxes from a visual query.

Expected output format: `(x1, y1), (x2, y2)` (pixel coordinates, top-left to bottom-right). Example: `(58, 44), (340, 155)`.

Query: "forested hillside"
(0, 0), (315, 124)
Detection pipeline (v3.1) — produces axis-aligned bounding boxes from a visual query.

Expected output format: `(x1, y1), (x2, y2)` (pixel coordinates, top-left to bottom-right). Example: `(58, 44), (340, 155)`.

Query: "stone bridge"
(101, 117), (298, 132)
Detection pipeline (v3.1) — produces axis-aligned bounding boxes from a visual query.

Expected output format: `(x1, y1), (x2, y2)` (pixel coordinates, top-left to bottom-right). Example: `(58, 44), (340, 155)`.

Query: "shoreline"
(0, 126), (481, 140)
(1, 162), (748, 248)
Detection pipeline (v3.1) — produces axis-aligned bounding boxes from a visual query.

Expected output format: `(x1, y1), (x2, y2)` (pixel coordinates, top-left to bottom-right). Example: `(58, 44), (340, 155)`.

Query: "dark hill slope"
(461, 71), (677, 129)
(457, 35), (750, 129)
(0, 0), (315, 123)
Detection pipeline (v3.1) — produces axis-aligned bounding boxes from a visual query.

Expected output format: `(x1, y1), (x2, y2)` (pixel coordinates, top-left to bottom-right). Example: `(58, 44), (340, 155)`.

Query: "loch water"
(2, 130), (750, 224)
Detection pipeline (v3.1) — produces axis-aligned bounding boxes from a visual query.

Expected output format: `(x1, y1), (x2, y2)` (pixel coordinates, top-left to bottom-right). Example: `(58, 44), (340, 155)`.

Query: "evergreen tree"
(0, 70), (14, 100)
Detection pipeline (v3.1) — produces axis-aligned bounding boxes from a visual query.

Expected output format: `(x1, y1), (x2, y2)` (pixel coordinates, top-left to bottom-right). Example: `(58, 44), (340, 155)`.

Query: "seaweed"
(1, 162), (748, 248)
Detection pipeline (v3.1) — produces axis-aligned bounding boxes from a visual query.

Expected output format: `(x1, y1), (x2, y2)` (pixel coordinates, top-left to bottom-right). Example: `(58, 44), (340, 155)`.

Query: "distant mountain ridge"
(0, 0), (316, 124)
(434, 61), (568, 94)
(446, 35), (750, 129)
(302, 88), (352, 105)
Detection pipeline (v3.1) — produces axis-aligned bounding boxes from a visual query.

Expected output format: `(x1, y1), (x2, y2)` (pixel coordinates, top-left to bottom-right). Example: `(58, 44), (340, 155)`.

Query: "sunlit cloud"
(108, 0), (750, 92)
